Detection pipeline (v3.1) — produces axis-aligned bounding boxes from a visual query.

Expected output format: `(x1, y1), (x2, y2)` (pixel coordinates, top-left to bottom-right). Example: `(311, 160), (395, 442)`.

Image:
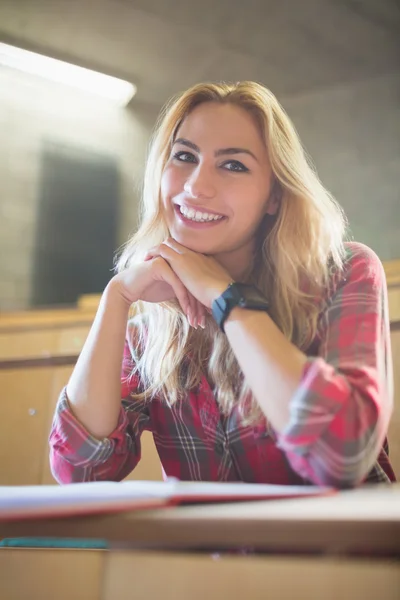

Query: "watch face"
(231, 283), (269, 309)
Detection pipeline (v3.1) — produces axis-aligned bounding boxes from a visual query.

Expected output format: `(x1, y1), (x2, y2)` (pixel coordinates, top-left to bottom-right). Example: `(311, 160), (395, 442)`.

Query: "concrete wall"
(0, 68), (157, 310)
(283, 72), (400, 261)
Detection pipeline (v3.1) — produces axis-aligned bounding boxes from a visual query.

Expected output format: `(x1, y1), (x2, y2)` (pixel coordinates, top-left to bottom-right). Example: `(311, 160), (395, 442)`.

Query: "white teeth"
(179, 205), (223, 222)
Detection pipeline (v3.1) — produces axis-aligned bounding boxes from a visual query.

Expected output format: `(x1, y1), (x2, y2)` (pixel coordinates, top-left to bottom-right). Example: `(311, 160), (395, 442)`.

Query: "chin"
(171, 230), (221, 255)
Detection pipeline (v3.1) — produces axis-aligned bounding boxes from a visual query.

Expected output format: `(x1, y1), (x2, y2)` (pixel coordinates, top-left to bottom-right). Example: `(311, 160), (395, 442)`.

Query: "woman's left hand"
(145, 238), (233, 310)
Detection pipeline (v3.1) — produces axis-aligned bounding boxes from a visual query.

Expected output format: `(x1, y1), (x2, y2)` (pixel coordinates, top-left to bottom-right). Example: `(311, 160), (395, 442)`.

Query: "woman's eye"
(222, 160), (249, 173)
(173, 151), (197, 163)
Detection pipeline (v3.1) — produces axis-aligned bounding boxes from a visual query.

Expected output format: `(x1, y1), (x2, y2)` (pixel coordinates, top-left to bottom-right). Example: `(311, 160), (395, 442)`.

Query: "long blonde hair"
(117, 81), (347, 422)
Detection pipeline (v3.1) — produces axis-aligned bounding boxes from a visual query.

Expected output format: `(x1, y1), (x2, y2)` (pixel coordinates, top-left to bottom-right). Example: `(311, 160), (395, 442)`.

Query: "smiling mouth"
(176, 204), (225, 223)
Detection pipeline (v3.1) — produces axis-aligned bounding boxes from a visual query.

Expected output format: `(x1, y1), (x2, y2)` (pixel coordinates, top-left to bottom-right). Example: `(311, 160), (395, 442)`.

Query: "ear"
(265, 182), (281, 216)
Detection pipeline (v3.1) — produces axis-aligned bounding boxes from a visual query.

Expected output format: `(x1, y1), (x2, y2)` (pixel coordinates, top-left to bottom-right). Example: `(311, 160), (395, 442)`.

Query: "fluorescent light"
(0, 42), (136, 106)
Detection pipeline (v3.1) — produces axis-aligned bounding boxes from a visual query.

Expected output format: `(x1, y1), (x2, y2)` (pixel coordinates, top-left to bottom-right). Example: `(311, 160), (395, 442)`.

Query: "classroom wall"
(0, 68), (399, 310)
(0, 67), (158, 310)
(282, 71), (400, 261)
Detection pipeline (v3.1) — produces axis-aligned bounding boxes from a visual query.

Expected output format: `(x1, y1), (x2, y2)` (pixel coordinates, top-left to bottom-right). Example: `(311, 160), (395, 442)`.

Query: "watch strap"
(212, 283), (269, 332)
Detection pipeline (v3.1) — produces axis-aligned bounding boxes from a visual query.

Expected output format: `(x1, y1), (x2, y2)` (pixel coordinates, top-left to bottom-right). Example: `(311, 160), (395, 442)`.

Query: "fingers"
(162, 237), (186, 254)
(187, 293), (196, 329)
(188, 297), (206, 330)
(144, 248), (158, 262)
(156, 261), (190, 315)
(187, 293), (203, 329)
(147, 247), (206, 329)
(145, 242), (176, 262)
(146, 239), (186, 264)
(195, 298), (206, 329)
(199, 303), (207, 328)
(152, 259), (204, 328)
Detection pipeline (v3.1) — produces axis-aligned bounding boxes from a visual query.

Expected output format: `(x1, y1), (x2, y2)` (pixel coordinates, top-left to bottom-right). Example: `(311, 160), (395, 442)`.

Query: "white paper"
(0, 480), (174, 518)
(0, 479), (329, 520)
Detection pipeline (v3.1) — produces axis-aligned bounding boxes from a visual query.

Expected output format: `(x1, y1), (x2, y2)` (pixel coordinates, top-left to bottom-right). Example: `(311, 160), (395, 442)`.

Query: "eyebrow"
(173, 138), (259, 163)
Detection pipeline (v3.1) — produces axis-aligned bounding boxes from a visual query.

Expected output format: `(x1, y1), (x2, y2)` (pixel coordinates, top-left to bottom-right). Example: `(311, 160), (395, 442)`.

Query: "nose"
(183, 164), (216, 201)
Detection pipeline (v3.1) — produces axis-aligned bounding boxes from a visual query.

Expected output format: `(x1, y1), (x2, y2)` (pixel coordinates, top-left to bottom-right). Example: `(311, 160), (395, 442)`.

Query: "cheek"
(229, 182), (269, 222)
(160, 171), (171, 207)
(161, 166), (184, 204)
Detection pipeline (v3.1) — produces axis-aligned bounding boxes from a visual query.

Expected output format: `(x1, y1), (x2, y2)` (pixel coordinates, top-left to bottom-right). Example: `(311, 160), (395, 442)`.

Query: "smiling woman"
(49, 81), (395, 489)
(161, 103), (277, 263)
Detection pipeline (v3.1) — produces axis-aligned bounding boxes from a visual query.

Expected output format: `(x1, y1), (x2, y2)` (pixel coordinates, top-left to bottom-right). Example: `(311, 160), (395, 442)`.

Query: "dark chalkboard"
(31, 141), (119, 306)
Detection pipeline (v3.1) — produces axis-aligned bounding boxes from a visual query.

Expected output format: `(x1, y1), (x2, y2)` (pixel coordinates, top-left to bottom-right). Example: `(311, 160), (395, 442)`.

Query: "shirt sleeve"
(49, 335), (151, 484)
(277, 242), (394, 488)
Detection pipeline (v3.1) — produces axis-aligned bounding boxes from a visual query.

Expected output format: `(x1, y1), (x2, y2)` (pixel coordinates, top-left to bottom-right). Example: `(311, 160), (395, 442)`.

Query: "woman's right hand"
(110, 257), (206, 329)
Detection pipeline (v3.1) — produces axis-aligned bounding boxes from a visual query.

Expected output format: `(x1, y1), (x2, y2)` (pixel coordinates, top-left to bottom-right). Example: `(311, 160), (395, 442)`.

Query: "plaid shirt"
(50, 242), (396, 487)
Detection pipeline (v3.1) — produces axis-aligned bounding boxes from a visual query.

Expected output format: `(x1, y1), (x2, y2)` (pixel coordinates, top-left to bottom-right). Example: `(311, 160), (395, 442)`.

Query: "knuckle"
(150, 256), (164, 270)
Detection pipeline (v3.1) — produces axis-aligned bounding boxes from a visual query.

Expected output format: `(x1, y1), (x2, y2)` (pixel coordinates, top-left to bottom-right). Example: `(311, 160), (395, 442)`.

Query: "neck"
(213, 241), (255, 282)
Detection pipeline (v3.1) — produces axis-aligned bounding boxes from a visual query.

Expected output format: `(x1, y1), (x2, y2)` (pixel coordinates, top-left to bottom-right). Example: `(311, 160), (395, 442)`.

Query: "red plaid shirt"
(49, 242), (396, 487)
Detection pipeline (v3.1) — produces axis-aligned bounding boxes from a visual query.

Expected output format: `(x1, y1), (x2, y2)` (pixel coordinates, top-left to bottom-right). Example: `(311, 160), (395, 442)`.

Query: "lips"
(173, 203), (226, 229)
(175, 203), (226, 219)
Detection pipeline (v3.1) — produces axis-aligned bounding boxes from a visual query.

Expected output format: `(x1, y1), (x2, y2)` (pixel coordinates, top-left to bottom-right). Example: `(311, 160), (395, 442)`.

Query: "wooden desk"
(1, 486), (400, 599)
(1, 548), (399, 600)
(1, 485), (400, 553)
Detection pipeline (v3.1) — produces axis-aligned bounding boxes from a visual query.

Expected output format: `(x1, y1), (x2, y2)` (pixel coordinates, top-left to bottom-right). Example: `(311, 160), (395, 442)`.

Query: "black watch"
(212, 283), (270, 333)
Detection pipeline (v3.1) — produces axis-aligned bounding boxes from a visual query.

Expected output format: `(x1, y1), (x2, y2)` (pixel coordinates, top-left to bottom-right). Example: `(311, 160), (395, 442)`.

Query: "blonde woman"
(50, 82), (395, 488)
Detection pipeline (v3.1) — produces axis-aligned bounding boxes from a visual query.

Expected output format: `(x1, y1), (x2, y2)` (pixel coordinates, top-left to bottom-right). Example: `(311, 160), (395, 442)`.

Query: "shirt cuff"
(49, 387), (130, 468)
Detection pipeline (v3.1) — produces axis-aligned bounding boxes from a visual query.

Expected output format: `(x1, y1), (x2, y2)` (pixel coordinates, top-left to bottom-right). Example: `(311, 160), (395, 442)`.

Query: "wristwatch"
(212, 282), (270, 333)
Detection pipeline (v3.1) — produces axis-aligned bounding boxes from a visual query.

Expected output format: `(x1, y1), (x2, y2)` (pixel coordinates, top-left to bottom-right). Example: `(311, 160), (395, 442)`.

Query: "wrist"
(209, 278), (234, 307)
(224, 305), (264, 329)
(103, 277), (134, 312)
(211, 283), (270, 332)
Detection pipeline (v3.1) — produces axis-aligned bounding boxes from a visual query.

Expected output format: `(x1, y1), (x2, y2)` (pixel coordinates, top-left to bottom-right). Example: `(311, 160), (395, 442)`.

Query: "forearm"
(223, 306), (390, 486)
(67, 278), (131, 439)
(224, 307), (307, 432)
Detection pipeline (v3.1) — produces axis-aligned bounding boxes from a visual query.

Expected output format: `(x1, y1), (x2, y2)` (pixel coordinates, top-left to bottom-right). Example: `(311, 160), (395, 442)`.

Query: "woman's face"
(161, 101), (278, 260)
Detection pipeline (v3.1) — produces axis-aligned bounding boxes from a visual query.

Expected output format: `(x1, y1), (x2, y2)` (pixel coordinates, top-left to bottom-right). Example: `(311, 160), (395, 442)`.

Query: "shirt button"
(215, 442), (225, 455)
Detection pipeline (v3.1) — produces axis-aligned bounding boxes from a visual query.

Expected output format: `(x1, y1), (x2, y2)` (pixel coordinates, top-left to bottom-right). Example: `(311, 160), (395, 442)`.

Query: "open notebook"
(0, 480), (333, 521)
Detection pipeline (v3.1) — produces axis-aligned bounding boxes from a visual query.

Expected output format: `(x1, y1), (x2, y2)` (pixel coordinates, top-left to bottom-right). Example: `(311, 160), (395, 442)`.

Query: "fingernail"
(187, 309), (197, 329)
(200, 316), (206, 329)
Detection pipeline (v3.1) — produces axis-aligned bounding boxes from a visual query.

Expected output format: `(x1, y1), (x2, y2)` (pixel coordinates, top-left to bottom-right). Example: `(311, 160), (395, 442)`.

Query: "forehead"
(176, 102), (265, 151)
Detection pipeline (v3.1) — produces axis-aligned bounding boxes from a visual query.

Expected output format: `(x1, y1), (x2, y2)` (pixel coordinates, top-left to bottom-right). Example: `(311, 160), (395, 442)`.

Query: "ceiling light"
(0, 42), (136, 106)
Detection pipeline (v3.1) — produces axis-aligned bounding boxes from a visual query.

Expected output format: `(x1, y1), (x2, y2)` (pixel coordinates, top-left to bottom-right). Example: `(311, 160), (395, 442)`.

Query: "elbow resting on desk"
(279, 427), (387, 490)
(278, 366), (391, 489)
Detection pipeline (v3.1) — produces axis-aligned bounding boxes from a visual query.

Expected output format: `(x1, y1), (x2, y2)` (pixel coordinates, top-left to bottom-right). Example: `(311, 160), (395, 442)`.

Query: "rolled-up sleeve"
(277, 243), (394, 488)
(49, 339), (151, 484)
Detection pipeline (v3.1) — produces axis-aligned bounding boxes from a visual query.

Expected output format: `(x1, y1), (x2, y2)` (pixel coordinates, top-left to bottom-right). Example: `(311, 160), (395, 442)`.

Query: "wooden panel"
(0, 326), (90, 362)
(0, 368), (54, 484)
(0, 549), (399, 600)
(388, 328), (400, 479)
(388, 286), (400, 323)
(104, 552), (400, 600)
(55, 325), (90, 355)
(385, 259), (400, 287)
(0, 329), (58, 361)
(0, 549), (104, 600)
(124, 431), (162, 481)
(0, 308), (95, 330)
